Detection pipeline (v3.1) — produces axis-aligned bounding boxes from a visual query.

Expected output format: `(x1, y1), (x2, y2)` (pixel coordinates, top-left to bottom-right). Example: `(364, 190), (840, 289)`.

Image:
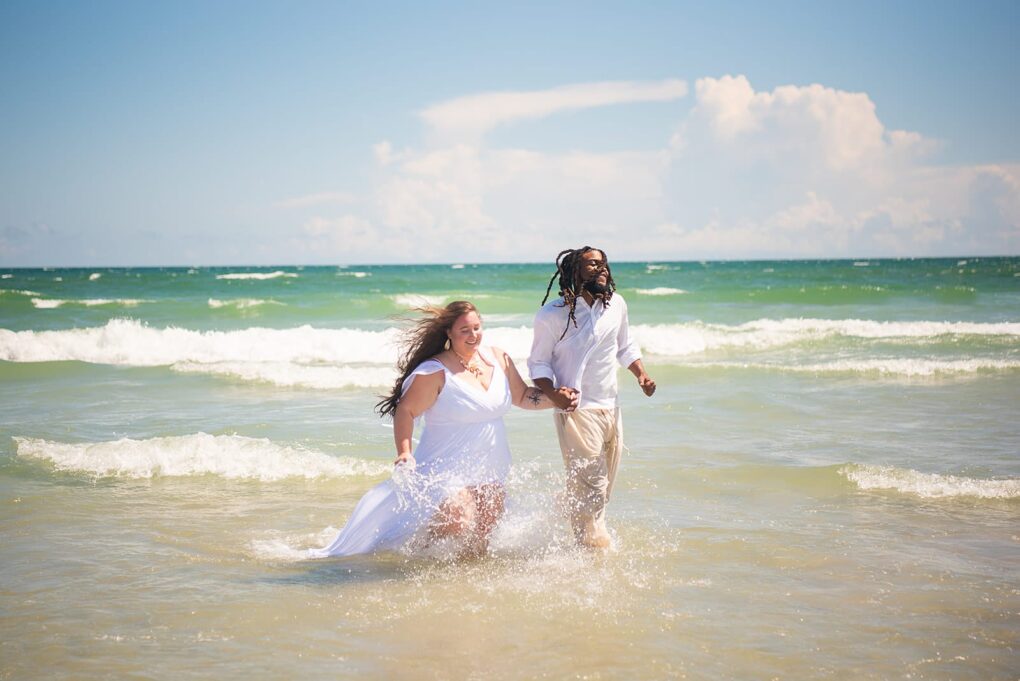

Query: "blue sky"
(1, 0), (1018, 266)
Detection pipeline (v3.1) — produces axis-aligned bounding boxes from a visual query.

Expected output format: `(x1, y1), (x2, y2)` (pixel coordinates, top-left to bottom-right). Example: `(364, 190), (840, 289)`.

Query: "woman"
(309, 301), (569, 559)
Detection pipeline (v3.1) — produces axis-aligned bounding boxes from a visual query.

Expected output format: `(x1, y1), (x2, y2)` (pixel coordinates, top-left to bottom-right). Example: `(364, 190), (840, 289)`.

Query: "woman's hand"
(394, 451), (415, 467)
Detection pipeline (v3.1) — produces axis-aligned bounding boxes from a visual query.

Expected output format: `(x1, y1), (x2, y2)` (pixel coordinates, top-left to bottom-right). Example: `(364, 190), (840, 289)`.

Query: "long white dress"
(309, 347), (513, 558)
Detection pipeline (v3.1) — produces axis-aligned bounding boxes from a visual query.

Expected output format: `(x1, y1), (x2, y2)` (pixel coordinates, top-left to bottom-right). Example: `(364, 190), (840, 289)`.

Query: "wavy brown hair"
(375, 300), (479, 418)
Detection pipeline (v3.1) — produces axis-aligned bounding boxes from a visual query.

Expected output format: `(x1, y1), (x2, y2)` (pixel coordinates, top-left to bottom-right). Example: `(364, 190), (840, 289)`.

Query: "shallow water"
(2, 259), (1018, 679)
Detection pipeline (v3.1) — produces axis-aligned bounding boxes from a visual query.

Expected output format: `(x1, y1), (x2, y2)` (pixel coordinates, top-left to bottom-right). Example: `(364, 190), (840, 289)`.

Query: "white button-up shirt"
(528, 293), (642, 410)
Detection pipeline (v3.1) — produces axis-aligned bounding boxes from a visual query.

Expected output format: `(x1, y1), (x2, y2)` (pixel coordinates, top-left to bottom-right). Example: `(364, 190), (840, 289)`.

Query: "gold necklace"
(452, 348), (483, 378)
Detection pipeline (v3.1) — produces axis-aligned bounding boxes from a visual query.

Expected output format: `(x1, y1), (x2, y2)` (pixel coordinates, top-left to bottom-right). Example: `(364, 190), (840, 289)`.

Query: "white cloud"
(421, 79), (688, 141)
(284, 75), (1019, 263)
(660, 75), (1018, 257)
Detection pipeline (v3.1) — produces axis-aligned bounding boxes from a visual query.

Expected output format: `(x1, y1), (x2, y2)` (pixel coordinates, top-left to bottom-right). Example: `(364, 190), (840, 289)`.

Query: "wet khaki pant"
(554, 408), (622, 545)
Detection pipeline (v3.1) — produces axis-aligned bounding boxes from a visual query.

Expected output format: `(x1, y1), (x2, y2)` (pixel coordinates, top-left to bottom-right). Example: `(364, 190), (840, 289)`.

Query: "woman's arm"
(493, 346), (570, 411)
(392, 369), (443, 464)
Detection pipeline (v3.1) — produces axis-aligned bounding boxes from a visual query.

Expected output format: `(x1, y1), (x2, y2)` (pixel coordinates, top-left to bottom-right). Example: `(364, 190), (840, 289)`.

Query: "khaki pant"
(554, 408), (622, 545)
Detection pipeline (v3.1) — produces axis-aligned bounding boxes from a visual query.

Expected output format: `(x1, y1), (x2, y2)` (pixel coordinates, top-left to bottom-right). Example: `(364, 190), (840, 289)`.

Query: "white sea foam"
(392, 294), (447, 307)
(13, 433), (388, 481)
(89, 272), (102, 281)
(645, 264), (667, 271)
(30, 298), (63, 309)
(632, 318), (1020, 357)
(450, 264), (465, 269)
(635, 287), (687, 296)
(207, 298), (282, 310)
(3, 318), (1014, 368)
(840, 464), (1020, 499)
(2, 273), (13, 279)
(172, 361), (396, 389)
(685, 358), (1020, 376)
(30, 298), (148, 309)
(215, 271), (298, 280)
(1, 289), (41, 296)
(0, 319), (402, 365)
(336, 271), (370, 278)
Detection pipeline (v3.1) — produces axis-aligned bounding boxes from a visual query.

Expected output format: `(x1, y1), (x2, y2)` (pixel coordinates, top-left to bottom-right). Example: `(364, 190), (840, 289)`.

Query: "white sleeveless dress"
(309, 347), (513, 558)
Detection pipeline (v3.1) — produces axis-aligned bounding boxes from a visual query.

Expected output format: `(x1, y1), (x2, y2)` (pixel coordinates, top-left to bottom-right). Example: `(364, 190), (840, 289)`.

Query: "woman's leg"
(463, 483), (506, 556)
(428, 488), (477, 541)
(426, 484), (505, 557)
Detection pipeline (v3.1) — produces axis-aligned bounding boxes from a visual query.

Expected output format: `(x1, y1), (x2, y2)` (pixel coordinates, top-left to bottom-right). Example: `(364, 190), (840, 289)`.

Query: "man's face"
(578, 249), (609, 293)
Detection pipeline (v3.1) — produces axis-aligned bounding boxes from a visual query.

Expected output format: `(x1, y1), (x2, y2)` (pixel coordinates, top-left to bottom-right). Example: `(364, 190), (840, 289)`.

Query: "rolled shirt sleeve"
(528, 314), (557, 383)
(615, 297), (642, 369)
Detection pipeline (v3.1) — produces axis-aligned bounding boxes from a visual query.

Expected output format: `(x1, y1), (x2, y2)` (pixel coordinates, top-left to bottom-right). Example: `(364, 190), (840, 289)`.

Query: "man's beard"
(583, 279), (609, 296)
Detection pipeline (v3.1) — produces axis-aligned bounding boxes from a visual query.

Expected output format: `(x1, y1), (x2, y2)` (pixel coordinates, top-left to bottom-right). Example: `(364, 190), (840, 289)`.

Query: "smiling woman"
(309, 300), (559, 560)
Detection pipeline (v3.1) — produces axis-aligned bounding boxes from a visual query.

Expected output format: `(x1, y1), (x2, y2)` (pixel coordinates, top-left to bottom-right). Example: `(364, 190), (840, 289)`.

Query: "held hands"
(551, 387), (580, 412)
(637, 373), (656, 397)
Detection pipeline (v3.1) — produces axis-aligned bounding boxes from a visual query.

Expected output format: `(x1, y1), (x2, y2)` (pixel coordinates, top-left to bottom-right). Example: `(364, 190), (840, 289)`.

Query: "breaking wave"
(12, 433), (388, 481)
(682, 358), (1020, 377)
(30, 298), (149, 309)
(207, 298), (282, 310)
(634, 318), (1020, 357)
(840, 464), (1020, 499)
(215, 271), (298, 280)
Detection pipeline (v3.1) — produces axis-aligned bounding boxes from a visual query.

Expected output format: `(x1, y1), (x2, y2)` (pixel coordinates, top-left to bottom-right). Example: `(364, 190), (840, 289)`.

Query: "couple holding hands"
(310, 246), (656, 559)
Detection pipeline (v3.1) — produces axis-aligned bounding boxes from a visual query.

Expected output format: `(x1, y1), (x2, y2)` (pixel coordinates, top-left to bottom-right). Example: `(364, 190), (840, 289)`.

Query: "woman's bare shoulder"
(487, 346), (512, 368)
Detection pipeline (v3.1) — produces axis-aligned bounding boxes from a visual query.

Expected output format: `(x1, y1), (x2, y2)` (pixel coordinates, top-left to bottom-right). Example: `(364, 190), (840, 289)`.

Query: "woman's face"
(447, 310), (482, 355)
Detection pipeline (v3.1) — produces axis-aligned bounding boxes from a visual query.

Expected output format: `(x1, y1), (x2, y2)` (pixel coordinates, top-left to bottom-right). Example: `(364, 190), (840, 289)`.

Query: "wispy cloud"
(420, 79), (688, 140)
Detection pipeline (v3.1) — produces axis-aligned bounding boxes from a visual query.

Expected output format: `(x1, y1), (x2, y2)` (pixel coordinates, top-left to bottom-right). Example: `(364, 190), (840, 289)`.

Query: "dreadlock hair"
(540, 246), (615, 340)
(375, 300), (479, 418)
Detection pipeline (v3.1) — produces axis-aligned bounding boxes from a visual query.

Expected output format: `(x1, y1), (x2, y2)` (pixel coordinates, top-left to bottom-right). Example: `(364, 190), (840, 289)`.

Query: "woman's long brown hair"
(375, 300), (479, 418)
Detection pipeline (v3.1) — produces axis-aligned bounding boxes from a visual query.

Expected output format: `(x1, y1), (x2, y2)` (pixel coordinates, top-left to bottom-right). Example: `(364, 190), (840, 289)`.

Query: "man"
(528, 247), (656, 549)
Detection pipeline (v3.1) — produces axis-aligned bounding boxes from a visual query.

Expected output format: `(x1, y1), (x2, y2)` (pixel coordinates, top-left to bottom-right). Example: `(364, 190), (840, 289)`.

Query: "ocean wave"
(1, 274), (12, 279)
(635, 287), (687, 296)
(392, 294), (447, 307)
(12, 433), (389, 481)
(215, 271), (298, 280)
(171, 361), (396, 389)
(633, 318), (1020, 357)
(840, 464), (1020, 499)
(30, 298), (148, 309)
(0, 288), (41, 296)
(207, 298), (282, 309)
(0, 319), (402, 365)
(88, 273), (102, 281)
(2, 318), (1014, 368)
(336, 271), (370, 278)
(681, 358), (1020, 376)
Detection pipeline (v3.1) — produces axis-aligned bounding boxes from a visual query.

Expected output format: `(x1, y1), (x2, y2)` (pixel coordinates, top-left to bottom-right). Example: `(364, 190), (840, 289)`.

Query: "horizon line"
(2, 254), (1017, 270)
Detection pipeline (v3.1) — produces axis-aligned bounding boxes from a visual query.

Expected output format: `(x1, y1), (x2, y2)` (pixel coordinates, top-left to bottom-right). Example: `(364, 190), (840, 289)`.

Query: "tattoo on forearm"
(526, 388), (542, 406)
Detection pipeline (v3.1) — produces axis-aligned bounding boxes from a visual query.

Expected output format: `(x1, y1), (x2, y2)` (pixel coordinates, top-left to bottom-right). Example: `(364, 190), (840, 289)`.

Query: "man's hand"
(637, 373), (656, 397)
(550, 386), (579, 411)
(534, 377), (579, 411)
(394, 451), (415, 467)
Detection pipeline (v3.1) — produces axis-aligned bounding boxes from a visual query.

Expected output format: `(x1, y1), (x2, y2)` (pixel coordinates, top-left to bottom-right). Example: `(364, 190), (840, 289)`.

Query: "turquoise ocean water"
(1, 258), (1018, 679)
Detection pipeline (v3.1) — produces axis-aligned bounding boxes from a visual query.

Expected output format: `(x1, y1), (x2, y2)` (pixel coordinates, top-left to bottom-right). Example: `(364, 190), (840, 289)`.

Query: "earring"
(444, 338), (451, 350)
